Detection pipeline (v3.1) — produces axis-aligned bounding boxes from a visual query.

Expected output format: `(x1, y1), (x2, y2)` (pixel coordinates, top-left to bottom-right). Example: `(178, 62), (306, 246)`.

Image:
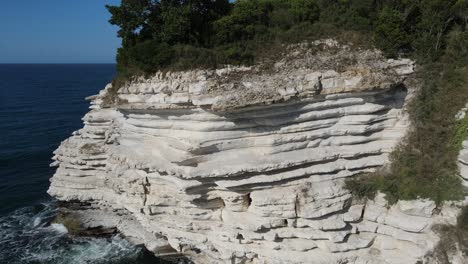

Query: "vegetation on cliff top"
(347, 55), (468, 204)
(107, 0), (468, 76)
(107, 0), (468, 204)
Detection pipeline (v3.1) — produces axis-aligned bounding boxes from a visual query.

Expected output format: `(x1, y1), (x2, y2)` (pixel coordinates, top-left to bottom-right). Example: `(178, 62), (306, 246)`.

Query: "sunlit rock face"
(458, 104), (468, 187)
(48, 41), (451, 264)
(460, 141), (468, 187)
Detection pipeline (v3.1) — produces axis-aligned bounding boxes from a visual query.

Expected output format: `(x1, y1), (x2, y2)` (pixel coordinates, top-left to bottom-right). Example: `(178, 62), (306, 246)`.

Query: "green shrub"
(170, 45), (219, 70)
(213, 0), (270, 44)
(453, 111), (468, 152)
(459, 206), (468, 231)
(344, 173), (380, 200)
(288, 0), (320, 23)
(349, 63), (468, 205)
(373, 7), (409, 57)
(317, 0), (375, 31)
(445, 30), (468, 67)
(128, 40), (174, 73)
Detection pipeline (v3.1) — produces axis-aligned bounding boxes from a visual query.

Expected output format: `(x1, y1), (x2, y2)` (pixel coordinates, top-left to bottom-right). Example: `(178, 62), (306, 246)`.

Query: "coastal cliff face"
(48, 41), (457, 263)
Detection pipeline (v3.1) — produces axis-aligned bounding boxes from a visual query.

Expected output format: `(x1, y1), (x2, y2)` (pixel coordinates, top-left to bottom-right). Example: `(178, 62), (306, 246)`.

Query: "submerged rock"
(47, 41), (461, 263)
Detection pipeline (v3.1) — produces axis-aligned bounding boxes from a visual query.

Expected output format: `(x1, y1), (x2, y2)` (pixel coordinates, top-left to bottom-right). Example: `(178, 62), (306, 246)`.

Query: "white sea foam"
(50, 223), (68, 234)
(0, 201), (153, 264)
(33, 216), (42, 227)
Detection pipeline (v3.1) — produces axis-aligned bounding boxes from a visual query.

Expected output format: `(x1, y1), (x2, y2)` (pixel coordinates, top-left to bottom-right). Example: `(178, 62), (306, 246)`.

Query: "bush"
(128, 40), (174, 73)
(344, 173), (380, 200)
(317, 0), (375, 31)
(346, 61), (468, 205)
(373, 7), (409, 57)
(213, 0), (270, 44)
(459, 205), (468, 231)
(453, 112), (468, 151)
(445, 30), (468, 67)
(171, 45), (219, 70)
(288, 0), (320, 23)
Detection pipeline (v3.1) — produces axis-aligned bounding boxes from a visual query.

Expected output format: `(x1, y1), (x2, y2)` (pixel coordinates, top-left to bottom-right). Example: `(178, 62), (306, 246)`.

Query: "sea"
(0, 64), (163, 264)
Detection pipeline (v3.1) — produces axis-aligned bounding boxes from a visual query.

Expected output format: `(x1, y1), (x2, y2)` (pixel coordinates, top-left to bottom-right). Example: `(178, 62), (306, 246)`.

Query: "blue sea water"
(0, 64), (162, 264)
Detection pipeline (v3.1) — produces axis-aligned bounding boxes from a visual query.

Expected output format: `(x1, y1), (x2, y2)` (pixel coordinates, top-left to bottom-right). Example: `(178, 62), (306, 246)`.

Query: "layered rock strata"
(47, 41), (449, 263)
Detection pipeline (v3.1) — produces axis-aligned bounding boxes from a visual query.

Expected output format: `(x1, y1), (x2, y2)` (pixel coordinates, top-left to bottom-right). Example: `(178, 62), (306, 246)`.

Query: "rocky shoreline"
(53, 201), (192, 263)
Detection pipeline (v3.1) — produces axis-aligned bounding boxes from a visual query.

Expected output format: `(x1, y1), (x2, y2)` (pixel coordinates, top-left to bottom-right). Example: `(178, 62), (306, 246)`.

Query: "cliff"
(48, 41), (462, 263)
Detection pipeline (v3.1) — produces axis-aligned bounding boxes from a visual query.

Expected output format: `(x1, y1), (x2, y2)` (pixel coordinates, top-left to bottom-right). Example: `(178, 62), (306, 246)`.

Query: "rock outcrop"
(460, 142), (468, 187)
(458, 103), (468, 187)
(48, 41), (454, 263)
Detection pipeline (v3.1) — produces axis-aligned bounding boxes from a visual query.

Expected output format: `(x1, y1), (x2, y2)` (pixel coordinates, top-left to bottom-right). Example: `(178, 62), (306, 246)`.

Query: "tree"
(374, 7), (409, 57)
(412, 0), (457, 59)
(289, 0), (320, 23)
(454, 0), (468, 27)
(106, 0), (155, 47)
(213, 0), (271, 44)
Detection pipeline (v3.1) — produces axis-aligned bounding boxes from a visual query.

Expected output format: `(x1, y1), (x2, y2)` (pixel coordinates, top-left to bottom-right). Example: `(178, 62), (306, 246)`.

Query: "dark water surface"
(0, 64), (115, 214)
(0, 64), (162, 263)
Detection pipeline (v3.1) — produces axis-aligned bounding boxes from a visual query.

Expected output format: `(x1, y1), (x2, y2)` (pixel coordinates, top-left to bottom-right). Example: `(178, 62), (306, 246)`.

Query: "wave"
(0, 201), (160, 264)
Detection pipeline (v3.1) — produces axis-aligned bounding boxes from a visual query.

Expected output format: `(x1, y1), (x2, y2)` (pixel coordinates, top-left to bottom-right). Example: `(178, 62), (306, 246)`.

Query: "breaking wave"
(0, 201), (161, 264)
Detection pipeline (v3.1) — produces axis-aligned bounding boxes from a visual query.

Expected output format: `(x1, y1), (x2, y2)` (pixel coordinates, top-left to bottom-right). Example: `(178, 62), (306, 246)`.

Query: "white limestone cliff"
(457, 103), (468, 187)
(48, 41), (461, 263)
(460, 143), (468, 187)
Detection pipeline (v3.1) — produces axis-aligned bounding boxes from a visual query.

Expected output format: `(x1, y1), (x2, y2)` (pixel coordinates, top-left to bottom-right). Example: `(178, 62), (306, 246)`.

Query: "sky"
(0, 0), (121, 63)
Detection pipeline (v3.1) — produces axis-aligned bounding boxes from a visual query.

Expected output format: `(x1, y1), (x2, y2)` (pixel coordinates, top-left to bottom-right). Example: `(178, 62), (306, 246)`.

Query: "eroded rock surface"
(47, 41), (452, 263)
(459, 141), (468, 187)
(458, 104), (468, 187)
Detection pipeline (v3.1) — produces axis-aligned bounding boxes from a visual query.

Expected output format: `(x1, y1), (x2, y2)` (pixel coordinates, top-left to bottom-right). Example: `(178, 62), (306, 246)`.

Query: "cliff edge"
(48, 41), (461, 263)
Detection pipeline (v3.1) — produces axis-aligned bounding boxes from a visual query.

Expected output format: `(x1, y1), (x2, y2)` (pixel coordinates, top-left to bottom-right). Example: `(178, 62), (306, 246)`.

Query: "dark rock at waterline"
(54, 202), (194, 263)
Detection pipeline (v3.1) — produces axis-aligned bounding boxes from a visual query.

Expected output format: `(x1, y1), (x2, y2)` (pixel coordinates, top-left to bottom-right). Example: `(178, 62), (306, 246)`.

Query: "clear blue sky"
(0, 0), (121, 63)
